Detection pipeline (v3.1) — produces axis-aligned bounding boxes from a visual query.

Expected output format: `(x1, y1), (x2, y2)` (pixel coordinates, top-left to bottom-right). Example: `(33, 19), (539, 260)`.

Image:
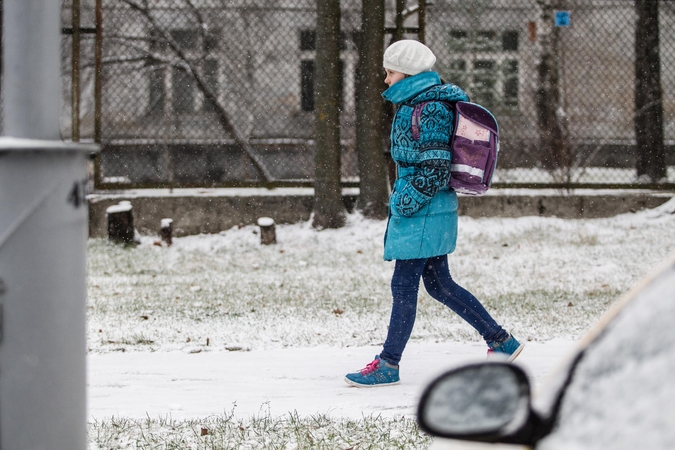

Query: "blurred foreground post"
(0, 1), (97, 449)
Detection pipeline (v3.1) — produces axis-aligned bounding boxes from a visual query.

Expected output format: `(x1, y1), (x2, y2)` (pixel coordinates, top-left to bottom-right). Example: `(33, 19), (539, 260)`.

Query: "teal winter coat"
(382, 71), (469, 261)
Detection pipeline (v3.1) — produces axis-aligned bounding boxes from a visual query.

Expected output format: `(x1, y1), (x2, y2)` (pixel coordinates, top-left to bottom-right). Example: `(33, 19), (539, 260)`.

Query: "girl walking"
(345, 40), (523, 387)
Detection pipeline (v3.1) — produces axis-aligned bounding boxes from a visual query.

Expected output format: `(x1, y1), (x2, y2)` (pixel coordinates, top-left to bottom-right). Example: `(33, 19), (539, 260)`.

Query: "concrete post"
(0, 1), (98, 449)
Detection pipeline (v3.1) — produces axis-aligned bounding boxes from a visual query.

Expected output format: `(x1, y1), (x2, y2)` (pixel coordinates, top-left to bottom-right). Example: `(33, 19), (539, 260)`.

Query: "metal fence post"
(72, 0), (81, 142)
(0, 0), (98, 449)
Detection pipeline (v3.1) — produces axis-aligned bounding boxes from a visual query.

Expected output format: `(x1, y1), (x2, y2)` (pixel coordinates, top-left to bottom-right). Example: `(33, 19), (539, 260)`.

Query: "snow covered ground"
(86, 196), (675, 429)
(88, 340), (577, 422)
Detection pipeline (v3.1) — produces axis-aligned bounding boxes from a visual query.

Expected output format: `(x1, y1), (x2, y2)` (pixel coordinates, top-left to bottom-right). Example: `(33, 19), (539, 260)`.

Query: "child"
(345, 40), (523, 387)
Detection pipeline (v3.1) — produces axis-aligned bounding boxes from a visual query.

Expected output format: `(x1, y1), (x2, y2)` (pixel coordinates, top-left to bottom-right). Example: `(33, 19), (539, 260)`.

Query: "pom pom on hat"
(383, 40), (436, 76)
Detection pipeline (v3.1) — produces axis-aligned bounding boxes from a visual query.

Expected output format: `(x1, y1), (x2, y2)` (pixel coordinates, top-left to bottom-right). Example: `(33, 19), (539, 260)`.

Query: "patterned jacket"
(382, 71), (469, 261)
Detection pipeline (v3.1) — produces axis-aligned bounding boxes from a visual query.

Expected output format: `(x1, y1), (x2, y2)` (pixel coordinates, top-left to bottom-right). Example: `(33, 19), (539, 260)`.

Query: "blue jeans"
(380, 255), (508, 366)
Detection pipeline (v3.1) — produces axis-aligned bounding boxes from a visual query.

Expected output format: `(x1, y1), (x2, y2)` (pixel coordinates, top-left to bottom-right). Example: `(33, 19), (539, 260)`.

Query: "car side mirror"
(417, 362), (544, 446)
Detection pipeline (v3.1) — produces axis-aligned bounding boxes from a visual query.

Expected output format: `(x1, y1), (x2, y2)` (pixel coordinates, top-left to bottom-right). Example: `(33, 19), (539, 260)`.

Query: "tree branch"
(119, 0), (274, 182)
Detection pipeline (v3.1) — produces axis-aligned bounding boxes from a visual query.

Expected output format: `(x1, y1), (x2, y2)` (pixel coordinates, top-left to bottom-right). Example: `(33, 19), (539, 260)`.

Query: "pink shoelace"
(360, 359), (381, 375)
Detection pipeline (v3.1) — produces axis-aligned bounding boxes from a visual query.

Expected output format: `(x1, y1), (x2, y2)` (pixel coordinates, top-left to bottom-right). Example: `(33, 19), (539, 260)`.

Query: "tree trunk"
(355, 0), (388, 219)
(160, 218), (173, 246)
(634, 0), (666, 182)
(312, 0), (346, 229)
(106, 201), (135, 244)
(535, 0), (572, 180)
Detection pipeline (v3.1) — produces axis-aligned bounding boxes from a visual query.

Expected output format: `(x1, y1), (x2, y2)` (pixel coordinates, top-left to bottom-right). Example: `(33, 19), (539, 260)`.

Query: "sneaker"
(344, 355), (400, 387)
(487, 335), (524, 362)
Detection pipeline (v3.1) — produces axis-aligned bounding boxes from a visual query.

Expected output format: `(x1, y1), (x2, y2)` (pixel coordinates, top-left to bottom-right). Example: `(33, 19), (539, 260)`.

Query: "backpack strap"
(411, 102), (428, 141)
(410, 101), (454, 141)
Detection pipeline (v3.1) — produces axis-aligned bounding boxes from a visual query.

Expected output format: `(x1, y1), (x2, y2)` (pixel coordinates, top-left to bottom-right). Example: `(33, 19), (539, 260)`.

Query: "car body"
(418, 252), (675, 450)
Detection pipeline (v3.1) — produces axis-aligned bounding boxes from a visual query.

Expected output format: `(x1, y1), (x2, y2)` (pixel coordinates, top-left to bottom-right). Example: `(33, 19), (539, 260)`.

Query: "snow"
(257, 216), (275, 227)
(86, 198), (675, 426)
(105, 201), (133, 214)
(88, 340), (577, 421)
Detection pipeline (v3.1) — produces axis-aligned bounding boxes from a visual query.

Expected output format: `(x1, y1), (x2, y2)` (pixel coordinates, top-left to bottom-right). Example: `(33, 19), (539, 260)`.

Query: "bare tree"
(355, 0), (388, 219)
(120, 0), (273, 183)
(312, 0), (346, 229)
(535, 0), (573, 184)
(634, 0), (666, 182)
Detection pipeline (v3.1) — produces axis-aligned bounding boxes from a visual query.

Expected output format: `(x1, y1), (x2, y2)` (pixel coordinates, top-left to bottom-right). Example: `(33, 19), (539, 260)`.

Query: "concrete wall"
(87, 188), (673, 238)
(456, 191), (672, 219)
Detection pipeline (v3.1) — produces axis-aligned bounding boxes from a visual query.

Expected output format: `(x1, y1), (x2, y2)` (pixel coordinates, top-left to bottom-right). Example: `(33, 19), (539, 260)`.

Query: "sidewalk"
(87, 339), (577, 421)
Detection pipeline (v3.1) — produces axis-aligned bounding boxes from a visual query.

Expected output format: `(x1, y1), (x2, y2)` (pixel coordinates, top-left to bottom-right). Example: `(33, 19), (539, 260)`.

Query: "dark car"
(418, 252), (675, 450)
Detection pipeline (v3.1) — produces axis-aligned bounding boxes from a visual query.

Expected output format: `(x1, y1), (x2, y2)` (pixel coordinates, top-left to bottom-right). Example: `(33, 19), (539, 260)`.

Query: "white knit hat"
(383, 40), (436, 76)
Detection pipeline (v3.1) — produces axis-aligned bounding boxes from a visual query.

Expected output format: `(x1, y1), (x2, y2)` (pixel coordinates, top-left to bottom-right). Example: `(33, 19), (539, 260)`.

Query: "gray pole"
(3, 0), (61, 139)
(0, 1), (97, 449)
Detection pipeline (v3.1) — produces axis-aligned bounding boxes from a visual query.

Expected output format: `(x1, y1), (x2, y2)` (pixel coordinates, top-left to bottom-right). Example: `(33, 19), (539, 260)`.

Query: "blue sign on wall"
(555, 10), (571, 27)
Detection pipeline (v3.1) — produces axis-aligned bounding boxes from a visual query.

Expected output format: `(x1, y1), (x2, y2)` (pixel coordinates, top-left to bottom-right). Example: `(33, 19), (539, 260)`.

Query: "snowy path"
(87, 340), (577, 421)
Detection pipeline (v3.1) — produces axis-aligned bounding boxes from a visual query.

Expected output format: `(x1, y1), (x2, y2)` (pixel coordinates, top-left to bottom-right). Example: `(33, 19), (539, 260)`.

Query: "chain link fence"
(52, 1), (675, 189)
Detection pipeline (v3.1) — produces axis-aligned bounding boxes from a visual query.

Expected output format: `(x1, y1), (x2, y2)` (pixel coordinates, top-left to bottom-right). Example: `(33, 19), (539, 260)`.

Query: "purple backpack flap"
(411, 101), (499, 196)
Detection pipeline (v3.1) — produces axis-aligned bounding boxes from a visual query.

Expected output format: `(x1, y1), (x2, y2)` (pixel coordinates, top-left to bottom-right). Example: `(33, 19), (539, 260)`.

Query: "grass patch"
(87, 214), (673, 353)
(88, 410), (432, 450)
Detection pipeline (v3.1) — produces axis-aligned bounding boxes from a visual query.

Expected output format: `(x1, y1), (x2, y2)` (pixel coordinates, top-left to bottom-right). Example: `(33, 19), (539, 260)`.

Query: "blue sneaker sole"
(344, 377), (401, 388)
(507, 343), (525, 362)
(487, 343), (525, 362)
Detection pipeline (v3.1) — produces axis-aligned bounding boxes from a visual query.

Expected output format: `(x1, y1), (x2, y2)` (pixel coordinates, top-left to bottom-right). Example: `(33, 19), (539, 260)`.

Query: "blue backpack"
(412, 100), (499, 196)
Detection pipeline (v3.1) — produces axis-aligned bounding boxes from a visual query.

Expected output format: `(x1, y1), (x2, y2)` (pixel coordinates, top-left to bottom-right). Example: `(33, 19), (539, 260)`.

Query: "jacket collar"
(382, 71), (442, 105)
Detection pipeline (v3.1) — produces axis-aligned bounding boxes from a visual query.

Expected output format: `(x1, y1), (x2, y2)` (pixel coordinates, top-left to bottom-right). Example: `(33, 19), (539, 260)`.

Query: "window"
(149, 28), (167, 52)
(170, 29), (198, 51)
(301, 60), (315, 111)
(503, 60), (519, 107)
(473, 59), (497, 107)
(502, 31), (519, 52)
(446, 29), (520, 109)
(145, 27), (220, 115)
(300, 30), (316, 51)
(172, 66), (194, 113)
(203, 28), (221, 52)
(299, 60), (344, 112)
(202, 59), (219, 112)
(147, 63), (165, 115)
